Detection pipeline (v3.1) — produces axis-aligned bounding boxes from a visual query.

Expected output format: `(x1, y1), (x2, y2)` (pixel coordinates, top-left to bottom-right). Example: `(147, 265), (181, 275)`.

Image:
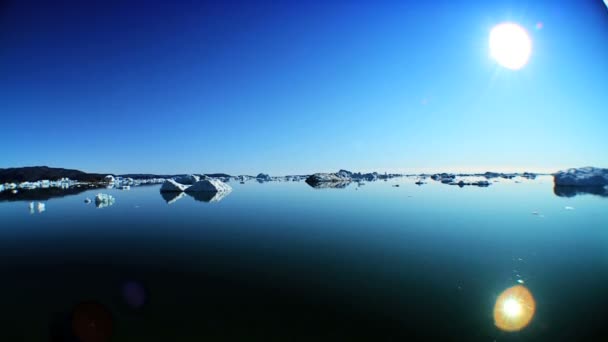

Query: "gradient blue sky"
(1, 1), (607, 175)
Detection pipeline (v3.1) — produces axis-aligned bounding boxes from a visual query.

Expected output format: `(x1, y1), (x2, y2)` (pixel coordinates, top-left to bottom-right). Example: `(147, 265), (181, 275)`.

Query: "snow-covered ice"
(554, 167), (608, 186)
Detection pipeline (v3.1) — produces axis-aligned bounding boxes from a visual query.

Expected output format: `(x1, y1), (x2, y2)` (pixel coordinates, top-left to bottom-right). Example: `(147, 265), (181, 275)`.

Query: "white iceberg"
(185, 178), (232, 193)
(305, 173), (351, 185)
(173, 174), (200, 185)
(554, 167), (608, 186)
(37, 202), (45, 213)
(160, 179), (190, 192)
(95, 193), (115, 208)
(256, 173), (272, 181)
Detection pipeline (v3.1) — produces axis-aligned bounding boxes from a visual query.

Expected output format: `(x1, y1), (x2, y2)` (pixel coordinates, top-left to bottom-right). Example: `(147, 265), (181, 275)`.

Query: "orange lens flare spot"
(493, 285), (536, 332)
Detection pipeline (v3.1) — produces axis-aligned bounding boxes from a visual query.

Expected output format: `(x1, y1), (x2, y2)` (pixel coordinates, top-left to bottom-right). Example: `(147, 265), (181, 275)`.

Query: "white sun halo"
(489, 23), (532, 70)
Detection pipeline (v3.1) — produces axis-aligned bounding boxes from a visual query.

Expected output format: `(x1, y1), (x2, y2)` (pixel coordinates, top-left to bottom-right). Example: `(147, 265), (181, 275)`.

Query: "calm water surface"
(1, 176), (607, 341)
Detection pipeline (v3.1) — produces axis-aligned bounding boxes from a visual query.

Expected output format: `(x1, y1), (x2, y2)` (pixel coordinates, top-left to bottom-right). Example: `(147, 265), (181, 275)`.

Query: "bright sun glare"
(503, 298), (522, 317)
(489, 23), (532, 70)
(493, 285), (536, 332)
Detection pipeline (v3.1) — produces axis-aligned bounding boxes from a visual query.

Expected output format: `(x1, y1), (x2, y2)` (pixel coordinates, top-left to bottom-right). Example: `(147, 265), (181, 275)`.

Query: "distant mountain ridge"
(0, 166), (234, 183)
(0, 166), (108, 183)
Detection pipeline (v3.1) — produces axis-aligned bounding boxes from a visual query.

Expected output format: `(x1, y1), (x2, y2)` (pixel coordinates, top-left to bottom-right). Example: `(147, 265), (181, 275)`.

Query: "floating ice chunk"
(173, 174), (200, 185)
(84, 198), (91, 204)
(554, 167), (608, 186)
(517, 279), (525, 284)
(256, 173), (272, 182)
(564, 206), (575, 210)
(186, 178), (232, 193)
(305, 173), (351, 185)
(160, 179), (190, 192)
(95, 193), (115, 208)
(29, 202), (35, 214)
(37, 202), (45, 213)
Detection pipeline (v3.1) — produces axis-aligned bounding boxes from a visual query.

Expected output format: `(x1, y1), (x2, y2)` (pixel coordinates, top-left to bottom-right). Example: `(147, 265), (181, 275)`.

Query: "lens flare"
(493, 285), (536, 332)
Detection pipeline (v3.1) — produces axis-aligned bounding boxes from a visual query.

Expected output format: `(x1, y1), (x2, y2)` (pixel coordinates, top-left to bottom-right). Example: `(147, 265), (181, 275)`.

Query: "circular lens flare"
(493, 285), (536, 332)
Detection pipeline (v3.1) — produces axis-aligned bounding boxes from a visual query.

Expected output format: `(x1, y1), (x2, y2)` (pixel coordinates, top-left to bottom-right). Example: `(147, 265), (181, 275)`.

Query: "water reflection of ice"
(161, 192), (187, 204)
(160, 190), (231, 204)
(28, 201), (45, 214)
(188, 190), (231, 203)
(553, 185), (608, 198)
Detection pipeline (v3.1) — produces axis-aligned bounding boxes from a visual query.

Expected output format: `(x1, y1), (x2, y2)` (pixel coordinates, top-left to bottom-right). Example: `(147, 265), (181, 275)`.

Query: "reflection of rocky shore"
(553, 185), (608, 198)
(0, 186), (103, 202)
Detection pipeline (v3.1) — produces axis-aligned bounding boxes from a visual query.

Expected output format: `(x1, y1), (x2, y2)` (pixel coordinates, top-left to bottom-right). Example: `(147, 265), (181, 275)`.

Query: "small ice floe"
(121, 185), (130, 190)
(11, 189), (18, 194)
(564, 206), (575, 211)
(95, 193), (115, 208)
(531, 211), (544, 217)
(392, 184), (400, 187)
(84, 198), (91, 204)
(36, 202), (45, 213)
(517, 279), (525, 284)
(28, 202), (35, 214)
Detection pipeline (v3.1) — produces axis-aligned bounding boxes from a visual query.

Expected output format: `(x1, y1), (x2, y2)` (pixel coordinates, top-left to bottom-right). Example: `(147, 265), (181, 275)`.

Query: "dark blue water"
(1, 176), (607, 341)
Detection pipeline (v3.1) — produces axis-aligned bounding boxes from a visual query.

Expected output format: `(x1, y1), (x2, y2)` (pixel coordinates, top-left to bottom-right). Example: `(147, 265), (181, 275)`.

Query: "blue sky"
(1, 1), (607, 175)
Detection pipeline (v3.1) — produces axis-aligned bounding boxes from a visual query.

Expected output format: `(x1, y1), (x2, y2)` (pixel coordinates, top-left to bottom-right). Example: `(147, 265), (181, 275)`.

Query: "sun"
(489, 23), (532, 70)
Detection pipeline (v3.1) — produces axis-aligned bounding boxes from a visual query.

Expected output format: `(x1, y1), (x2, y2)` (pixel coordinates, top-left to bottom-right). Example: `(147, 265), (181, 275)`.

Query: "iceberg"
(305, 172), (351, 185)
(95, 193), (115, 208)
(173, 175), (200, 185)
(160, 179), (190, 192)
(256, 173), (272, 182)
(185, 178), (232, 193)
(554, 167), (608, 187)
(37, 202), (45, 213)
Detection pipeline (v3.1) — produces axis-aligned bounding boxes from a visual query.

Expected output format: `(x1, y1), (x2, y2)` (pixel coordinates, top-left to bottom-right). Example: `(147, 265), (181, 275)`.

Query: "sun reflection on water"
(493, 285), (536, 332)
